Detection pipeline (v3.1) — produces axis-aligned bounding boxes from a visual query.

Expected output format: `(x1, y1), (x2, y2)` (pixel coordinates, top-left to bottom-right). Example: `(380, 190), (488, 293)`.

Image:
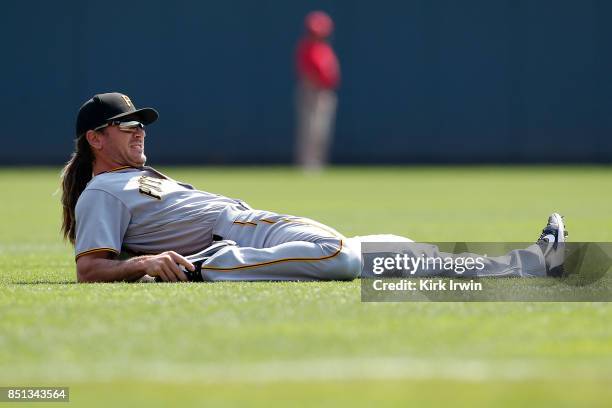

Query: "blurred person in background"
(294, 10), (341, 171)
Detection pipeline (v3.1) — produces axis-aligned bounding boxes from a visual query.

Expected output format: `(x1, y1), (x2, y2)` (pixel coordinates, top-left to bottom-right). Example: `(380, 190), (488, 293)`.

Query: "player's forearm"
(76, 256), (148, 283)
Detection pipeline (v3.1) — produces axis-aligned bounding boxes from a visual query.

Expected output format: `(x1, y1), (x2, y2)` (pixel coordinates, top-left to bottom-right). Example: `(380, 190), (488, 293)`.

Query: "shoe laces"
(538, 227), (557, 244)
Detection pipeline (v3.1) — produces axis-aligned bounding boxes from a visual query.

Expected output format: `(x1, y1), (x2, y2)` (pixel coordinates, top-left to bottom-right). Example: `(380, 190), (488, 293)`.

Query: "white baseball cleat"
(537, 213), (568, 277)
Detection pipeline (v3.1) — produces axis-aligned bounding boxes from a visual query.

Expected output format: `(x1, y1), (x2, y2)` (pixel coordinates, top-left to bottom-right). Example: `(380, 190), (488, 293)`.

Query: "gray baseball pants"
(199, 207), (547, 281)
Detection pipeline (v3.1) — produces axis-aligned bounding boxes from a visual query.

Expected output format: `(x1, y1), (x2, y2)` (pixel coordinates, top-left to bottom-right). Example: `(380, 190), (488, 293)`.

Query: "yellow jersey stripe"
(107, 166), (133, 172)
(75, 247), (119, 260)
(233, 221), (258, 226)
(259, 219), (277, 224)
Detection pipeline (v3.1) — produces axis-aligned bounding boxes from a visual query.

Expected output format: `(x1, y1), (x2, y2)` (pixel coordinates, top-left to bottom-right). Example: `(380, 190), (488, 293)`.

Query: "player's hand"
(140, 251), (195, 282)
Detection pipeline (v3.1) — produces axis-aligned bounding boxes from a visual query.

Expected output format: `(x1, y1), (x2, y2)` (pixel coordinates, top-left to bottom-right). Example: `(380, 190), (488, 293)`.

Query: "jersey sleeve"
(74, 189), (131, 259)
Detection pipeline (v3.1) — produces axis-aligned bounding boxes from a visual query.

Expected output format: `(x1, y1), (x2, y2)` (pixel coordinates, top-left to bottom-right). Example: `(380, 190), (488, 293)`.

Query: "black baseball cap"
(75, 92), (159, 137)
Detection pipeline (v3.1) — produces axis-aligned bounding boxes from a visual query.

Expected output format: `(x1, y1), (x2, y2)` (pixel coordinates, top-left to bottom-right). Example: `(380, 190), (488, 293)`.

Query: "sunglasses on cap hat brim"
(94, 120), (145, 132)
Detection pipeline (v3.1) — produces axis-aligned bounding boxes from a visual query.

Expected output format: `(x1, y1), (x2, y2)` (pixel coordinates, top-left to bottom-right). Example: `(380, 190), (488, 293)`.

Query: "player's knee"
(328, 241), (362, 280)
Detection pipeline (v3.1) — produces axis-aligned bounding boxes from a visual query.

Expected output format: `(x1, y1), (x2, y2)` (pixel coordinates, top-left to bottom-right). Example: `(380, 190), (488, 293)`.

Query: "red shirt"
(296, 37), (340, 90)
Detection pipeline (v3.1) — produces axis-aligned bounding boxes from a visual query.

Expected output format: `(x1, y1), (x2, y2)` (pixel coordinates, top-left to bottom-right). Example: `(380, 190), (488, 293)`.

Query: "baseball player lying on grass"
(62, 93), (568, 283)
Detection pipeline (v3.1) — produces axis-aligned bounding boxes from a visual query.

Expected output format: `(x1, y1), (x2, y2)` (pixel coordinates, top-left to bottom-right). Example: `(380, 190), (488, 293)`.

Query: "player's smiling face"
(99, 125), (147, 167)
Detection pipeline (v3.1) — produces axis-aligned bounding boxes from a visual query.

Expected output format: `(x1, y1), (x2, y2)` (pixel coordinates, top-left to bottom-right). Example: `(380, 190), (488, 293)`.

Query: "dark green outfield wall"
(1, 0), (610, 164)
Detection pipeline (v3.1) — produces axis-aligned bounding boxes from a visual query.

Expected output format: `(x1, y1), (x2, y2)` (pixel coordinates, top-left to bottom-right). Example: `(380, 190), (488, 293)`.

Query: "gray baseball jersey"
(74, 166), (247, 258)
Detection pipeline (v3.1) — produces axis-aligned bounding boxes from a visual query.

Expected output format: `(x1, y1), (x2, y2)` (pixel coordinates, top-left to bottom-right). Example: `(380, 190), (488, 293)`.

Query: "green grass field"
(1, 166), (611, 407)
